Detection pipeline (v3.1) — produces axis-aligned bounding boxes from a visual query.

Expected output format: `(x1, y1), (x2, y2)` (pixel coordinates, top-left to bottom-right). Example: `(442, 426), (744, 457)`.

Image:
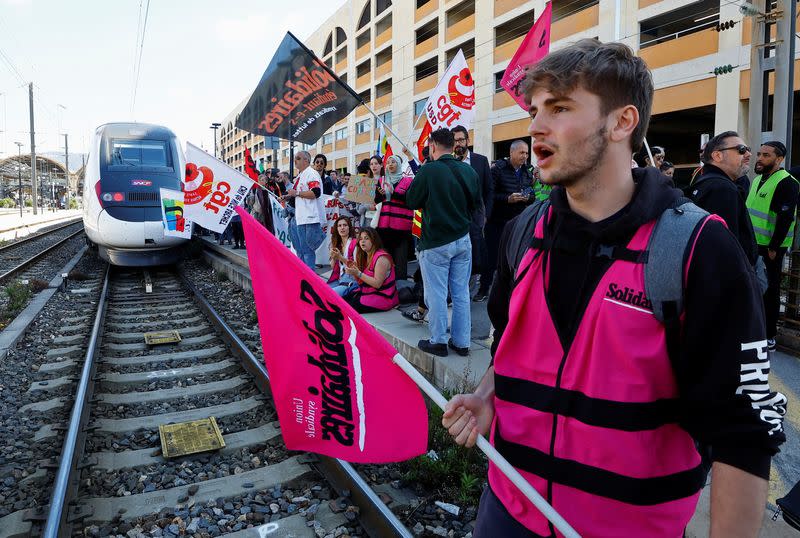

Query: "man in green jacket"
(406, 128), (482, 357)
(746, 140), (800, 350)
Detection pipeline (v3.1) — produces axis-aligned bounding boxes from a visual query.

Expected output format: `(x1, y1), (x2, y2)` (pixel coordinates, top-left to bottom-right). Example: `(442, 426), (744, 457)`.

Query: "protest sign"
(268, 192), (292, 248)
(345, 175), (377, 206)
(159, 188), (192, 239)
(500, 4), (552, 110)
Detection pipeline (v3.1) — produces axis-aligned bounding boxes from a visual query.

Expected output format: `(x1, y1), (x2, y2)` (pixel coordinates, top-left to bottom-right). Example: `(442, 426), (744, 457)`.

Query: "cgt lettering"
(204, 181), (231, 213)
(427, 95), (462, 128)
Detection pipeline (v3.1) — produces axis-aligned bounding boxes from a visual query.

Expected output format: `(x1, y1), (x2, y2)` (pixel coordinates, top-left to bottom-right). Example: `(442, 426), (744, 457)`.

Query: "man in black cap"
(746, 141), (800, 351)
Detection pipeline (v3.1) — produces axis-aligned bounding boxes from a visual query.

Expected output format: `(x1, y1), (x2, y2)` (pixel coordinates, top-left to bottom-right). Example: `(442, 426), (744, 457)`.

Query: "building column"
(713, 2), (745, 134)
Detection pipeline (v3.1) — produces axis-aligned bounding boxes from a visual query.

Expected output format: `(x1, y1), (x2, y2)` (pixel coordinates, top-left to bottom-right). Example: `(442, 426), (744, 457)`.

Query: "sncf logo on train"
(131, 179), (152, 186)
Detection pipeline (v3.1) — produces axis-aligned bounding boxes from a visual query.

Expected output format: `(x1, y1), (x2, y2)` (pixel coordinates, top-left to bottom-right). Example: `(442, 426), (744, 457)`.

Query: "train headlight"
(112, 192), (125, 202)
(101, 192), (113, 201)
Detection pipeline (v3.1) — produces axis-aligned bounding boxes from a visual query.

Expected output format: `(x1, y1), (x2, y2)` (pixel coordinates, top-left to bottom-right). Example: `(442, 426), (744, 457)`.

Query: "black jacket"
(468, 151), (493, 224)
(687, 164), (758, 265)
(489, 166), (784, 480)
(489, 158), (534, 224)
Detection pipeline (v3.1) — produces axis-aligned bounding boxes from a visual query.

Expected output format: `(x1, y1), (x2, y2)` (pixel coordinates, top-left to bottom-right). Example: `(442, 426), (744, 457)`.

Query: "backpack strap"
(644, 199), (709, 323)
(506, 200), (551, 279)
(645, 199), (709, 362)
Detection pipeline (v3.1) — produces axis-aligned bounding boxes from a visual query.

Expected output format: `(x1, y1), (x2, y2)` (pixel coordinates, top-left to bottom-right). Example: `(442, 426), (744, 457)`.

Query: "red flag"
(243, 146), (260, 183)
(500, 3), (552, 110)
(382, 144), (394, 168)
(416, 122), (432, 162)
(236, 207), (428, 462)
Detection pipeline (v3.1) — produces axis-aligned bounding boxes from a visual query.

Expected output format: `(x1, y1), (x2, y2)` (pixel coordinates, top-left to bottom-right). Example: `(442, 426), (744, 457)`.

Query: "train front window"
(110, 139), (171, 168)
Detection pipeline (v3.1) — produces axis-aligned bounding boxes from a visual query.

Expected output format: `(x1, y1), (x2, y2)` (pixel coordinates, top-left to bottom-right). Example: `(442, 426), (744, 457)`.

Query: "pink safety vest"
(327, 237), (358, 284)
(358, 249), (399, 310)
(489, 209), (706, 537)
(377, 175), (414, 232)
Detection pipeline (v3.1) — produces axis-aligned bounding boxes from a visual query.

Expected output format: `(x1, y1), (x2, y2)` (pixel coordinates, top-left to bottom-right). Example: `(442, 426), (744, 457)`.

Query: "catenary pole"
(64, 134), (69, 209)
(28, 83), (37, 215)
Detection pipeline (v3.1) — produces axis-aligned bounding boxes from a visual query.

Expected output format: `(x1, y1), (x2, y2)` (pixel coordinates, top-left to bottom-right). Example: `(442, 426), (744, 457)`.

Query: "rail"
(180, 271), (414, 538)
(43, 265), (110, 536)
(0, 219), (82, 253)
(0, 226), (85, 282)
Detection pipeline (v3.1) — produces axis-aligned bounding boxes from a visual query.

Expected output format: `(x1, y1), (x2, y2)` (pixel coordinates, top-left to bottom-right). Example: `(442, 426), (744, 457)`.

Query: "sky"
(0, 0), (347, 166)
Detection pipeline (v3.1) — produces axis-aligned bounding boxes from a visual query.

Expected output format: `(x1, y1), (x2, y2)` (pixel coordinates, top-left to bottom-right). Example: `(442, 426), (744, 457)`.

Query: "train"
(82, 122), (189, 266)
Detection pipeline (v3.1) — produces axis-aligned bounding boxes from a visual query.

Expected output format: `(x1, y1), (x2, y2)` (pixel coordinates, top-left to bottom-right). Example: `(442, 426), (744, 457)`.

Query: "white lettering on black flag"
(236, 32), (361, 145)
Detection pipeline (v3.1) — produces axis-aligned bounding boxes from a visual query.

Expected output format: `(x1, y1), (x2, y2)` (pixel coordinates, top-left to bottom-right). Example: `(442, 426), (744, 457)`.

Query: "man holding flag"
(443, 38), (785, 538)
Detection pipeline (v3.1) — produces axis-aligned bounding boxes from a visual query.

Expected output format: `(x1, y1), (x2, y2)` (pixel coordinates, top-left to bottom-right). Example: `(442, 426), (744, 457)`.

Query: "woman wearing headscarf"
(375, 154), (414, 280)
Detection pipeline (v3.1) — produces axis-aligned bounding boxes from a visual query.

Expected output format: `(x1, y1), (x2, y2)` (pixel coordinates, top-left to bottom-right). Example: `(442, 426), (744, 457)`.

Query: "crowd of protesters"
(215, 28), (800, 536)
(214, 36), (796, 536)
(223, 114), (800, 369)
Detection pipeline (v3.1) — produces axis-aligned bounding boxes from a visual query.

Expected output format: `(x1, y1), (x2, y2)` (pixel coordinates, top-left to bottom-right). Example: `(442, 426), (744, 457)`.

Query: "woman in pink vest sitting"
(343, 227), (399, 313)
(328, 216), (359, 297)
(376, 154), (414, 280)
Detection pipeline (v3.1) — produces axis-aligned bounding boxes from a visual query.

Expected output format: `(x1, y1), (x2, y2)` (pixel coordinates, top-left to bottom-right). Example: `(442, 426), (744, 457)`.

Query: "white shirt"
(462, 149), (472, 166)
(293, 167), (325, 225)
(338, 237), (355, 276)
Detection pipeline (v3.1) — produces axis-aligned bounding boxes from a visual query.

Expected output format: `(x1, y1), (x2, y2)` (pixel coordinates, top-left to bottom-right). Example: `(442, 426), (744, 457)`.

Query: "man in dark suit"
(452, 125), (493, 297)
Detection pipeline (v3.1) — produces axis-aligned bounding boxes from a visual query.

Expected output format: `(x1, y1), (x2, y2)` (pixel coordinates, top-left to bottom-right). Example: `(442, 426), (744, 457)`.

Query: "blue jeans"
(418, 234), (472, 347)
(295, 222), (324, 269)
(330, 275), (359, 297)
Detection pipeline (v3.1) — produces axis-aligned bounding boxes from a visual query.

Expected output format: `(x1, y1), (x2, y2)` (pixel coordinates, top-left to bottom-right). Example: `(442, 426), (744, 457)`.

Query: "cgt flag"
(236, 32), (361, 145)
(500, 3), (552, 110)
(237, 207), (428, 462)
(415, 50), (475, 160)
(183, 143), (253, 233)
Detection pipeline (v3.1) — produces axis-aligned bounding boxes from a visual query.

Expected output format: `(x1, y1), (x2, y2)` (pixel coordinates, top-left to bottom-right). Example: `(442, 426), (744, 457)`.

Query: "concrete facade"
(217, 0), (800, 175)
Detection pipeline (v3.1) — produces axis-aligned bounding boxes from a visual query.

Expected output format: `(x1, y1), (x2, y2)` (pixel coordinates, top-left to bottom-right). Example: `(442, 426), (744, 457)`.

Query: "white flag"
(416, 49), (476, 157)
(183, 142), (254, 233)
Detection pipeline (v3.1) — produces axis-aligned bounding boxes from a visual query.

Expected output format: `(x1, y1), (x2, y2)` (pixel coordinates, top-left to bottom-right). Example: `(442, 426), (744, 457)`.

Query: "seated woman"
(328, 216), (359, 297)
(342, 227), (399, 313)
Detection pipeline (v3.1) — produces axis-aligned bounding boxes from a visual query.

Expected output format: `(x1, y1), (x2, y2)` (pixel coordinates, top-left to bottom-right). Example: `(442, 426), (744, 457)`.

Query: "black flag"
(236, 32), (362, 145)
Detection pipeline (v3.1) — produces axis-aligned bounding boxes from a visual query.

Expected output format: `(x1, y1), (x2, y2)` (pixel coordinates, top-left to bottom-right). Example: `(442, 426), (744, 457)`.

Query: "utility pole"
(14, 142), (22, 218)
(28, 82), (37, 215)
(746, 0), (796, 165)
(210, 122), (221, 158)
(64, 134), (69, 210)
(746, 0), (800, 317)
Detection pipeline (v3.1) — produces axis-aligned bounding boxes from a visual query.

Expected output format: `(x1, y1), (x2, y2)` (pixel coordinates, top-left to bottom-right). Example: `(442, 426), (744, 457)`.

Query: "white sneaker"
(767, 338), (776, 351)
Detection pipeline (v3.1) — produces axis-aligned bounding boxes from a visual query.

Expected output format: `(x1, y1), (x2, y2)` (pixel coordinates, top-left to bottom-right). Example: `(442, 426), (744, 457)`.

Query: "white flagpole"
(392, 354), (582, 538)
(642, 138), (655, 167)
(368, 106), (417, 158)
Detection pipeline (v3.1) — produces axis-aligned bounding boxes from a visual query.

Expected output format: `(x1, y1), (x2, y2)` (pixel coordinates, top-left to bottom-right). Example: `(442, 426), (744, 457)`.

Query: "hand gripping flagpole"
(391, 353), (582, 538)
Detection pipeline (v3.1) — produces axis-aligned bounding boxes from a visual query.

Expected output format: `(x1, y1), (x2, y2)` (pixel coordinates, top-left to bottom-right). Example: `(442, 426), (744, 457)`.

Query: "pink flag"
(500, 3), (552, 110)
(236, 207), (428, 462)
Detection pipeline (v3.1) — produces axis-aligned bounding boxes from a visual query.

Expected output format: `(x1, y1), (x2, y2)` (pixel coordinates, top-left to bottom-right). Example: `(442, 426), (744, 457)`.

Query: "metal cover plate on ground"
(159, 417), (225, 458)
(144, 330), (181, 345)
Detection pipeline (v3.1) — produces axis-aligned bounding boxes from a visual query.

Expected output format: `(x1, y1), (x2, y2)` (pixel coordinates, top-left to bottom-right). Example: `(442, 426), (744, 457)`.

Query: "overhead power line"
(130, 0), (152, 117)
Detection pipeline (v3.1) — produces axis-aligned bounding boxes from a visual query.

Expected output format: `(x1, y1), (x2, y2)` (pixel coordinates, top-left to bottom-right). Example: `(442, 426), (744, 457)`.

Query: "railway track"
(0, 220), (84, 283)
(7, 267), (409, 537)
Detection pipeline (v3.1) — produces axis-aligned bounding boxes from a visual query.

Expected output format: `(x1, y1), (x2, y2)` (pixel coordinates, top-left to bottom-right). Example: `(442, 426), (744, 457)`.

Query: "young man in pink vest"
(442, 39), (786, 537)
